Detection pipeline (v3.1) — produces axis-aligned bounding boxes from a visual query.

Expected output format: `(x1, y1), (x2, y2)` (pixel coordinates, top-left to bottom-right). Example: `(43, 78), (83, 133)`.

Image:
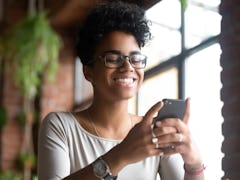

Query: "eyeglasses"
(98, 51), (147, 69)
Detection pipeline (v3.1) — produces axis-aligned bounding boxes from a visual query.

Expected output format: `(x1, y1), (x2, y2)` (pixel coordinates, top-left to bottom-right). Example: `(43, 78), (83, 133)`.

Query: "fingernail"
(155, 121), (162, 127)
(152, 137), (158, 144)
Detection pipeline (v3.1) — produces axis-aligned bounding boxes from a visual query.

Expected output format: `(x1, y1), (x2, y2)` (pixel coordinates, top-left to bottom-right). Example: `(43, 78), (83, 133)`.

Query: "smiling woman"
(38, 1), (204, 180)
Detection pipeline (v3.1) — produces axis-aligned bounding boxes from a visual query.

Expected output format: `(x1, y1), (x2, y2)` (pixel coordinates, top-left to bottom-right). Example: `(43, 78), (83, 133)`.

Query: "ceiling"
(47, 0), (161, 30)
(1, 0), (161, 37)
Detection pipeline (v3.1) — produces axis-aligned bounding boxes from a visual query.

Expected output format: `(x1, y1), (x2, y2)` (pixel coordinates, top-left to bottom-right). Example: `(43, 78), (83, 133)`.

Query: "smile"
(114, 77), (136, 85)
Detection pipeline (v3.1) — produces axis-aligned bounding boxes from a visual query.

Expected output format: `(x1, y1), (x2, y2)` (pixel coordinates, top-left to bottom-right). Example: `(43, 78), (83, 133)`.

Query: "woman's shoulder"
(41, 111), (77, 130)
(40, 111), (87, 142)
(43, 111), (74, 121)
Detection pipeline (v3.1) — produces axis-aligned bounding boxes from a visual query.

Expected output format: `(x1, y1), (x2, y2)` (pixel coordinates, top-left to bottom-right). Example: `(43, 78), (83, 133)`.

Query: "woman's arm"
(154, 98), (205, 180)
(39, 102), (165, 180)
(64, 102), (165, 179)
(184, 163), (205, 180)
(38, 113), (71, 180)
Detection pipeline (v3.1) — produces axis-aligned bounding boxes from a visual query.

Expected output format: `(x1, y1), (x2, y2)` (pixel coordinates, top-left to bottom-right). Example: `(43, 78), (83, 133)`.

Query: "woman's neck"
(86, 101), (132, 139)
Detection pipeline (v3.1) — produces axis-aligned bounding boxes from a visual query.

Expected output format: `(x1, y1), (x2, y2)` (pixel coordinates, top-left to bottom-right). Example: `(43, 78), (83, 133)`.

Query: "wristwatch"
(92, 157), (117, 180)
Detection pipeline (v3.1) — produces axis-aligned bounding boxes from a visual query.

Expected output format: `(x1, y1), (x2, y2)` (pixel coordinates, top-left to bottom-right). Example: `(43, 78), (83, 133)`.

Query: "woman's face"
(85, 31), (145, 102)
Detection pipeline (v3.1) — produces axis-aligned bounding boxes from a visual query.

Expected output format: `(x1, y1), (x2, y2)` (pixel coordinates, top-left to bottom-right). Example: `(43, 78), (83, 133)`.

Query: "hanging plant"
(181, 0), (188, 11)
(6, 12), (61, 99)
(0, 32), (4, 61)
(0, 106), (7, 129)
(17, 152), (36, 170)
(0, 170), (21, 180)
(2, 0), (62, 179)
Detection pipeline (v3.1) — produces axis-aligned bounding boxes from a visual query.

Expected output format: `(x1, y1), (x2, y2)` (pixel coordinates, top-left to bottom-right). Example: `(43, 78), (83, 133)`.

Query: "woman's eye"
(106, 57), (122, 64)
(131, 57), (141, 64)
(107, 58), (118, 63)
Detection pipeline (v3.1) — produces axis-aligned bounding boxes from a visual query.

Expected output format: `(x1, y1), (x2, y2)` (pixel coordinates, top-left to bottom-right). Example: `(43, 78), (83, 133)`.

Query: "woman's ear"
(83, 65), (93, 83)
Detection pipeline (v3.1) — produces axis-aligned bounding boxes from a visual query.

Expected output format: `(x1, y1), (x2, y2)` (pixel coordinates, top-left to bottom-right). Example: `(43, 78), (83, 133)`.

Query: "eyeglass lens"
(103, 53), (147, 68)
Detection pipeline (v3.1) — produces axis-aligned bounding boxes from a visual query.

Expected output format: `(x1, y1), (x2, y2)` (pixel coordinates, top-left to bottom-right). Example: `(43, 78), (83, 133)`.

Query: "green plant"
(0, 170), (21, 180)
(6, 12), (61, 99)
(17, 152), (36, 169)
(2, 2), (62, 179)
(181, 0), (188, 11)
(0, 106), (7, 129)
(0, 106), (7, 170)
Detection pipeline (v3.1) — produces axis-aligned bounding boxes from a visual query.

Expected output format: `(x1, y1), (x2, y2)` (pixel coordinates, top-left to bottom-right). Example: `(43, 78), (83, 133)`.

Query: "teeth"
(116, 78), (134, 84)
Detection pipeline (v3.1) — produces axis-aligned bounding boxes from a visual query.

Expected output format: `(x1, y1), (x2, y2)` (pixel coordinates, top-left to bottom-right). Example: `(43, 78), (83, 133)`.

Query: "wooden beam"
(141, 0), (162, 9)
(50, 0), (101, 29)
(50, 0), (162, 30)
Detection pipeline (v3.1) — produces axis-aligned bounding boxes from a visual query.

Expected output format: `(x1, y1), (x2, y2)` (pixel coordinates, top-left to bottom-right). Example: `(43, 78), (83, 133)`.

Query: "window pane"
(191, 0), (220, 7)
(185, 0), (221, 48)
(143, 0), (181, 70)
(142, 25), (181, 70)
(146, 0), (181, 29)
(138, 67), (178, 115)
(75, 58), (93, 105)
(185, 44), (223, 179)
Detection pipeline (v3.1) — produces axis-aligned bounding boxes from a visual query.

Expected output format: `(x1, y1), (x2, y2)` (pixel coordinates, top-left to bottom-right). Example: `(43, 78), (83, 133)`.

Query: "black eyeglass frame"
(88, 50), (147, 69)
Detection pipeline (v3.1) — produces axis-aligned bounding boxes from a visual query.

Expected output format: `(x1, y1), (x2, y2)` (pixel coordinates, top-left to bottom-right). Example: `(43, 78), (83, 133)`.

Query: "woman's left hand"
(152, 98), (203, 166)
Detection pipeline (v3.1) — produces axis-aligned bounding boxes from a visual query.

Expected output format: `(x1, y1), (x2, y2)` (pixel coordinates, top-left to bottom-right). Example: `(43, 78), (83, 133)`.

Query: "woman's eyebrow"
(102, 50), (141, 55)
(130, 51), (141, 55)
(103, 50), (121, 54)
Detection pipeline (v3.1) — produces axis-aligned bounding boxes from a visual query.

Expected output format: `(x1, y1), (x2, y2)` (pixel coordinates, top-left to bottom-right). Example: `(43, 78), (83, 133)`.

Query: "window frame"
(139, 1), (220, 108)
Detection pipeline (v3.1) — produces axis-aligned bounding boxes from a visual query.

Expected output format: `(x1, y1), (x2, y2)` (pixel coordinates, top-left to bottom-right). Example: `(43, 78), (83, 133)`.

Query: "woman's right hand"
(116, 101), (164, 163)
(103, 101), (173, 175)
(102, 101), (182, 176)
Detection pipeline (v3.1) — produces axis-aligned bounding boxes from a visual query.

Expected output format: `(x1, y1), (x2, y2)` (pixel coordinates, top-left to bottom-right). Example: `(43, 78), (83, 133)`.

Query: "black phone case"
(156, 99), (186, 120)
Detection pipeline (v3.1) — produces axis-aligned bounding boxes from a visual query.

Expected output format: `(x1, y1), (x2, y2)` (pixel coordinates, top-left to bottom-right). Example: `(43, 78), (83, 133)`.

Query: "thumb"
(183, 97), (191, 124)
(143, 101), (163, 125)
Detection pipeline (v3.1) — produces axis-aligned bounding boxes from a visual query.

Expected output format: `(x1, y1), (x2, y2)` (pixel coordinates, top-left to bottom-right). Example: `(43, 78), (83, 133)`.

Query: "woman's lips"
(114, 77), (137, 87)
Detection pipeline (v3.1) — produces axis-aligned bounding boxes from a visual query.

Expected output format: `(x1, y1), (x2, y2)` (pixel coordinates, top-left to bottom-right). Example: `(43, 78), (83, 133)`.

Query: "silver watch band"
(103, 173), (117, 180)
(93, 157), (118, 180)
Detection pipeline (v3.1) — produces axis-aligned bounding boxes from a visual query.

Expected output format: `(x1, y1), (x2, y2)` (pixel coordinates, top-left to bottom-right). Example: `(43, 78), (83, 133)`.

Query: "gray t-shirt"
(38, 112), (184, 180)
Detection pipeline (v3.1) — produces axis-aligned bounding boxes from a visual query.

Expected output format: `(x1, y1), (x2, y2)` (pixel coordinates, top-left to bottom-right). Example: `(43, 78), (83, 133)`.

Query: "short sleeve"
(37, 112), (70, 180)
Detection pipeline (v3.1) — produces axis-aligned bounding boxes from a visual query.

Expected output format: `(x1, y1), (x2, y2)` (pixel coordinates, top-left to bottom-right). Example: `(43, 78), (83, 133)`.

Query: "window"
(138, 67), (178, 114)
(138, 0), (223, 179)
(142, 0), (181, 70)
(74, 58), (93, 110)
(185, 44), (223, 179)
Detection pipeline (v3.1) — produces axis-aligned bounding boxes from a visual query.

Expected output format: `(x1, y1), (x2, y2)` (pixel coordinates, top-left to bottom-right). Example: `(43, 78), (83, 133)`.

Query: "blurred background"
(0, 0), (239, 179)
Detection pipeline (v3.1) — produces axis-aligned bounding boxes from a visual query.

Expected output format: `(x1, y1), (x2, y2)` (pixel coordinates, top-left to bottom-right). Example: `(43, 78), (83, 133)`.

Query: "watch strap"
(93, 157), (118, 180)
(104, 173), (117, 180)
(100, 157), (117, 180)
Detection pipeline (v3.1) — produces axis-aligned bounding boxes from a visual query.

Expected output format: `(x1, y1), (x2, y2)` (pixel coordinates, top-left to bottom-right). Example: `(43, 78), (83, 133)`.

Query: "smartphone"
(156, 99), (186, 121)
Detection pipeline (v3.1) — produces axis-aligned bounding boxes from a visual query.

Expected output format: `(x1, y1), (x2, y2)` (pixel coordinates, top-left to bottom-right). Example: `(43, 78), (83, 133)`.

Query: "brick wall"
(2, 40), (75, 171)
(1, 0), (27, 170)
(220, 0), (240, 179)
(1, 1), (76, 171)
(1, 71), (23, 170)
(40, 42), (75, 119)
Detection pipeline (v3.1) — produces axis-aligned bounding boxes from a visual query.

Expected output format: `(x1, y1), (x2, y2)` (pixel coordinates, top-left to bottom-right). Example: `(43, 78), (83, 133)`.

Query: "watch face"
(93, 159), (108, 177)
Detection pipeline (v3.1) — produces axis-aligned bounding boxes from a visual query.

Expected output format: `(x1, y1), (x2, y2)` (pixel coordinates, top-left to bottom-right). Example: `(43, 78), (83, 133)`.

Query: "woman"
(38, 1), (205, 179)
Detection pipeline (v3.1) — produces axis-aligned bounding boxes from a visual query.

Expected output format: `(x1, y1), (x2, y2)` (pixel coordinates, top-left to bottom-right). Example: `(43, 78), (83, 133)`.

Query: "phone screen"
(156, 99), (186, 121)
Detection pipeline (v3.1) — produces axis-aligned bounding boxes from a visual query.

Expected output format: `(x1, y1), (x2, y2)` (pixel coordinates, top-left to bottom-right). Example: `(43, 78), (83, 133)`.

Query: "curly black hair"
(76, 1), (151, 66)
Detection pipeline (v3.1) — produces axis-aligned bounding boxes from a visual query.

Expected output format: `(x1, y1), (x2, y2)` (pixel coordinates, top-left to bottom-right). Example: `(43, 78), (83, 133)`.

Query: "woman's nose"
(119, 57), (134, 71)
